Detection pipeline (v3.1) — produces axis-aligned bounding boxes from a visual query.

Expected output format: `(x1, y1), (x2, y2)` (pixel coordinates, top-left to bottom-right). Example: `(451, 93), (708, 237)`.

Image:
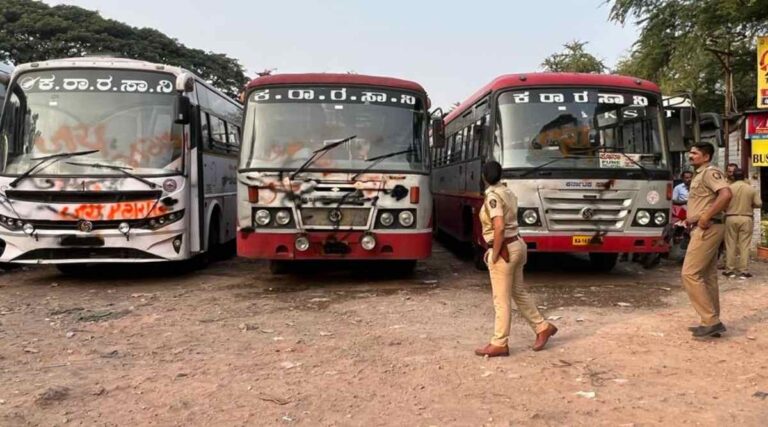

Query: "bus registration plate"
(572, 235), (595, 246)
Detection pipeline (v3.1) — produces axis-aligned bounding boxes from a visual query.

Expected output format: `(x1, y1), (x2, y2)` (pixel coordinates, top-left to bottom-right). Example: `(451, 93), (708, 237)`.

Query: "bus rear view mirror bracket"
(431, 118), (446, 148)
(174, 95), (191, 125)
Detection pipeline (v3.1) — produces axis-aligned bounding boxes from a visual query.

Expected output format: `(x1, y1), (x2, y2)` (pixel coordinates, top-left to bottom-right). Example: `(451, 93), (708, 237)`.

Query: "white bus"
(0, 64), (10, 108)
(0, 57), (242, 272)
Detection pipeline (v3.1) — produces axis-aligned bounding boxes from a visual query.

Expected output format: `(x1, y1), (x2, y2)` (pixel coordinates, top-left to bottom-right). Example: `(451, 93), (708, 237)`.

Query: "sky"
(46, 0), (639, 109)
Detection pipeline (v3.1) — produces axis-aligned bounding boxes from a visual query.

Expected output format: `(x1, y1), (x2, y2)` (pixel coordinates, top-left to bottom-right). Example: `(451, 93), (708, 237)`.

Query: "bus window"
(210, 115), (228, 148)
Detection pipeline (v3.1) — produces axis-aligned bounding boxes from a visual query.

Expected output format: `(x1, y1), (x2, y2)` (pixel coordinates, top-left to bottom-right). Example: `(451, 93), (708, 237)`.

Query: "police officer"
(474, 161), (557, 357)
(682, 143), (732, 338)
(724, 168), (762, 279)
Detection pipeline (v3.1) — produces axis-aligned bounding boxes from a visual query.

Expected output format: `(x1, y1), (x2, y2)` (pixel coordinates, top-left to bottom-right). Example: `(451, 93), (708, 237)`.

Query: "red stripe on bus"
(237, 230), (432, 260)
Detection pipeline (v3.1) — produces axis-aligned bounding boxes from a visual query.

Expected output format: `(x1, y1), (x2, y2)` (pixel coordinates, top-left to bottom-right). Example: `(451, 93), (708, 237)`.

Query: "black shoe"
(740, 272), (753, 279)
(687, 325), (721, 337)
(722, 271), (737, 278)
(692, 323), (726, 338)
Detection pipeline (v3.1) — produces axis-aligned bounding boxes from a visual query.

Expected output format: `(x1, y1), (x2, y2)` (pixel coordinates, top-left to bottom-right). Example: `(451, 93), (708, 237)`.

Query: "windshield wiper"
(64, 162), (159, 189)
(9, 149), (100, 188)
(518, 156), (574, 177)
(289, 134), (357, 180)
(351, 148), (415, 181)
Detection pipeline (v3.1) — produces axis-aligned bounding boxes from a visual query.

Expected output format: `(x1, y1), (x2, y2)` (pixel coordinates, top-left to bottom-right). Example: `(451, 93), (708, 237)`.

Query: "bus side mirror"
(680, 108), (693, 141)
(431, 118), (445, 148)
(174, 95), (191, 125)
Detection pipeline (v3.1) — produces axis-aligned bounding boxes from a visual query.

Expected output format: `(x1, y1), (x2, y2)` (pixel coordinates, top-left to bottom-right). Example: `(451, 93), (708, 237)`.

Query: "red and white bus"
(431, 73), (672, 271)
(237, 74), (432, 273)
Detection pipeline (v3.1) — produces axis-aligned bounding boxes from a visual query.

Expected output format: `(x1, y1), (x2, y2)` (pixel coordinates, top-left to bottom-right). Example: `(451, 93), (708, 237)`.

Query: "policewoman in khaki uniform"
(724, 168), (762, 278)
(682, 143), (732, 338)
(474, 161), (557, 357)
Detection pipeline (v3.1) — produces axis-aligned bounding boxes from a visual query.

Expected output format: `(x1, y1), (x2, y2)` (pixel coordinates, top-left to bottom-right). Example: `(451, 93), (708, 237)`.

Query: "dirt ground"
(1, 241), (767, 426)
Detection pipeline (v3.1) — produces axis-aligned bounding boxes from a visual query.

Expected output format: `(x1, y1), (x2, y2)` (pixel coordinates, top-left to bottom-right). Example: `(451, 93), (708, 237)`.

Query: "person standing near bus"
(724, 168), (762, 279)
(474, 161), (557, 357)
(682, 143), (732, 338)
(672, 171), (692, 206)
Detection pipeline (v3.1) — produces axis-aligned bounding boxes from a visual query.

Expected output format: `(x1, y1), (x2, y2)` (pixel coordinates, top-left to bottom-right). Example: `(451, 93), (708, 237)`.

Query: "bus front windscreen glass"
(0, 69), (183, 176)
(241, 86), (427, 172)
(496, 89), (668, 170)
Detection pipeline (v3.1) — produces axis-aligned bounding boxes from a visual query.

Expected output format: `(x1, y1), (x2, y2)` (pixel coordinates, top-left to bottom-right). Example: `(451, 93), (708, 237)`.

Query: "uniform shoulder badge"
(489, 199), (497, 209)
(712, 171), (723, 180)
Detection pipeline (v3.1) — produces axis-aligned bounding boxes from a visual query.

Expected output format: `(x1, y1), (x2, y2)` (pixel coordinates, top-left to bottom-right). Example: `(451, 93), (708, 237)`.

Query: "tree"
(609, 0), (768, 114)
(541, 40), (607, 74)
(0, 0), (247, 97)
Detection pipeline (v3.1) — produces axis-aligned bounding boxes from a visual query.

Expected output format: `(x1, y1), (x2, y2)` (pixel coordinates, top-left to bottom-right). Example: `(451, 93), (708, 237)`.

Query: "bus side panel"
(202, 152), (238, 246)
(188, 147), (203, 253)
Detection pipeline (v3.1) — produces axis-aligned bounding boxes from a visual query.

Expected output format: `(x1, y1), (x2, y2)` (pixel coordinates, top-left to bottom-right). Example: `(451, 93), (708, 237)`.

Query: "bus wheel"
(641, 253), (662, 269)
(589, 253), (618, 272)
(56, 264), (84, 275)
(473, 245), (487, 271)
(396, 260), (417, 275)
(269, 260), (290, 275)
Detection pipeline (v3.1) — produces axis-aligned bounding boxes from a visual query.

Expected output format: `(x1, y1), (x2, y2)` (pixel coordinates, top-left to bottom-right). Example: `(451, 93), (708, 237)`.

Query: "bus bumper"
(237, 230), (432, 260)
(521, 235), (668, 253)
(0, 229), (188, 264)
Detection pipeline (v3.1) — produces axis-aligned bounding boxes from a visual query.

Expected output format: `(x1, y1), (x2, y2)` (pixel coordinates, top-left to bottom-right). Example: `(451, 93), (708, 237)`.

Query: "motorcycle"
(670, 204), (690, 252)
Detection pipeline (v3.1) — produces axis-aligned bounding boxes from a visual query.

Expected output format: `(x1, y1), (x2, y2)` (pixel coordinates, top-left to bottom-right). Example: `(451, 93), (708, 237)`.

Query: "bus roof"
(11, 56), (190, 78)
(444, 73), (661, 124)
(246, 73), (427, 94)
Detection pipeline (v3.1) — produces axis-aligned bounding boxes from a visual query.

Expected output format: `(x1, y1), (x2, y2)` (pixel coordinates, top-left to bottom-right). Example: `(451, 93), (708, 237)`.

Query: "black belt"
(725, 214), (753, 218)
(488, 235), (519, 246)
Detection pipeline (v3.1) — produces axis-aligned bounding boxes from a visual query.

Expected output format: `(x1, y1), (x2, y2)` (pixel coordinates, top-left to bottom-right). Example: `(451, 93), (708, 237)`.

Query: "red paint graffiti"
(34, 124), (181, 169)
(59, 201), (167, 221)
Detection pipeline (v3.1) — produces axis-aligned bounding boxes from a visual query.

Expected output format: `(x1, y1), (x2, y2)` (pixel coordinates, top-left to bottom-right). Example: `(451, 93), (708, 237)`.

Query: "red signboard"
(748, 112), (768, 138)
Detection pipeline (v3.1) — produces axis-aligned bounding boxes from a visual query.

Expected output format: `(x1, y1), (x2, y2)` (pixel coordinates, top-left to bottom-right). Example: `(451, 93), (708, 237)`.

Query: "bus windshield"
(0, 69), (183, 176)
(241, 86), (427, 172)
(495, 88), (668, 170)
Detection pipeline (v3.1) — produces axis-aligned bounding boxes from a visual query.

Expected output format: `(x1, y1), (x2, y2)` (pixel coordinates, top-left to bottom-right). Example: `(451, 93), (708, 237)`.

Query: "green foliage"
(609, 0), (768, 113)
(0, 0), (247, 97)
(542, 40), (607, 74)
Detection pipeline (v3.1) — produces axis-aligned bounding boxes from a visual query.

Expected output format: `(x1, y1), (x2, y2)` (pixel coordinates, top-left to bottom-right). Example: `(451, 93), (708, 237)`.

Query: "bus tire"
(589, 253), (618, 272)
(56, 264), (84, 275)
(641, 253), (662, 269)
(194, 212), (220, 269)
(269, 260), (290, 274)
(384, 260), (416, 277)
(473, 245), (487, 271)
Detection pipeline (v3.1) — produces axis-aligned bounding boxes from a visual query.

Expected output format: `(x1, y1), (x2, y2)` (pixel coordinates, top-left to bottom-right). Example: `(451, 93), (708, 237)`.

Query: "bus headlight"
(636, 210), (651, 226)
(521, 209), (539, 225)
(22, 223), (35, 235)
(398, 211), (414, 227)
(653, 211), (667, 226)
(380, 212), (394, 227)
(118, 222), (130, 234)
(295, 235), (310, 252)
(275, 210), (291, 226)
(254, 209), (271, 226)
(360, 233), (376, 251)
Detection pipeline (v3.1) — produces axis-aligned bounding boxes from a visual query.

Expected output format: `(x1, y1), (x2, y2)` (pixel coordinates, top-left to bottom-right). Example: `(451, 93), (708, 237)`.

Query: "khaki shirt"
(479, 183), (519, 244)
(726, 180), (762, 216)
(687, 163), (729, 222)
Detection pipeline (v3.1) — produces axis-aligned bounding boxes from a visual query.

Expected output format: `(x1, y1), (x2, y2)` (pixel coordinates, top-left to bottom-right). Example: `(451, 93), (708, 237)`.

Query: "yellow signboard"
(752, 138), (768, 166)
(759, 36), (768, 109)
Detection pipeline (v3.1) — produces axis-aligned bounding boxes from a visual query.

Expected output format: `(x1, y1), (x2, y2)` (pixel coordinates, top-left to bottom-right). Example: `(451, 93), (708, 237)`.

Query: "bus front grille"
(540, 190), (635, 231)
(299, 208), (370, 229)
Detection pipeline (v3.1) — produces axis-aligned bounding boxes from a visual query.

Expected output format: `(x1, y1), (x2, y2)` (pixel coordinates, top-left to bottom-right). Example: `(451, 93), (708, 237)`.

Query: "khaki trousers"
(486, 239), (549, 347)
(724, 216), (753, 274)
(681, 224), (725, 326)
